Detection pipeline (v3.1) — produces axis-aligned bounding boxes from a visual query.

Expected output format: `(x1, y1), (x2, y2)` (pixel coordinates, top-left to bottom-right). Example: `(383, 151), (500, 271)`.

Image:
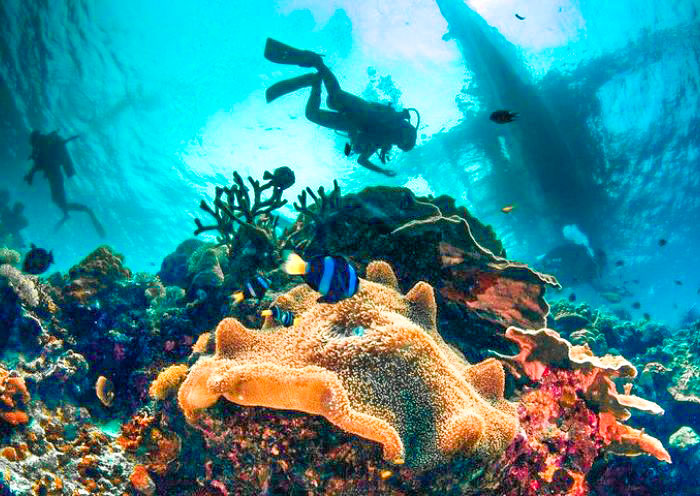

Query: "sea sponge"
(130, 464), (155, 496)
(150, 365), (189, 400)
(177, 261), (518, 468)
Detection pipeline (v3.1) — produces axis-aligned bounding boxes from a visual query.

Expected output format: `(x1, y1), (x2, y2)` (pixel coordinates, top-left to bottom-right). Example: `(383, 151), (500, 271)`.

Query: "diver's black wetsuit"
(265, 38), (418, 177)
(25, 131), (105, 237)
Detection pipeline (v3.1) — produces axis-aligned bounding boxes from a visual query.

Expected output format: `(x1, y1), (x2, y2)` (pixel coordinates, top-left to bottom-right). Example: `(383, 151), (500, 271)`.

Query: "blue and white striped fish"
(232, 274), (271, 304)
(283, 253), (359, 303)
(262, 305), (297, 326)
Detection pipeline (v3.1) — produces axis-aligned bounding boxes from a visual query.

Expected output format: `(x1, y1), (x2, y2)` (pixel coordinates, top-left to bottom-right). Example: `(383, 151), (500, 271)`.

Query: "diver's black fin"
(264, 38), (322, 68)
(265, 73), (318, 103)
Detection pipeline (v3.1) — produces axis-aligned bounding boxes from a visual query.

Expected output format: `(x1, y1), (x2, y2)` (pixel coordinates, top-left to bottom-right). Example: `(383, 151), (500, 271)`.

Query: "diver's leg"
(315, 62), (366, 114)
(64, 202), (106, 237)
(264, 38), (323, 68)
(48, 175), (68, 211)
(266, 72), (318, 103)
(305, 77), (352, 132)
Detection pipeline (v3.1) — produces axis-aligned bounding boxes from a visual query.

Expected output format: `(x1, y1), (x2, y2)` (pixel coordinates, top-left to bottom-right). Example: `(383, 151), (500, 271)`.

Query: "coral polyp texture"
(176, 261), (518, 468)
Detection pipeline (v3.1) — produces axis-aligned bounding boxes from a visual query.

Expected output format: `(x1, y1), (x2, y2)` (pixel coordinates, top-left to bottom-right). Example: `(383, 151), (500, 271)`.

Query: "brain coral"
(177, 261), (518, 468)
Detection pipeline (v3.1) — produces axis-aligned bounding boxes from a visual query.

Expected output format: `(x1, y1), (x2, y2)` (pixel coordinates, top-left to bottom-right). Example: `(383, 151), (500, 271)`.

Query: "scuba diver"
(264, 38), (419, 177)
(24, 130), (105, 237)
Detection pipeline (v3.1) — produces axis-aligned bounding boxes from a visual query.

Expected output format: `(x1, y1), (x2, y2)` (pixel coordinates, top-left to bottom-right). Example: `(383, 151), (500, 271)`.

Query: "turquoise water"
(1, 2), (700, 495)
(2, 1), (699, 323)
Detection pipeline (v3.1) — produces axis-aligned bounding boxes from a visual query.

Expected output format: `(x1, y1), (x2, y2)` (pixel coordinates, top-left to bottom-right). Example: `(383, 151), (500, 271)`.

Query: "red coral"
(0, 367), (30, 426)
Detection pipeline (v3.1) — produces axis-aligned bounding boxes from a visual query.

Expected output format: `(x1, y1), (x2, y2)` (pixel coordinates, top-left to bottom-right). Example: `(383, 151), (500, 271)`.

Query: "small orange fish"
(501, 205), (515, 214)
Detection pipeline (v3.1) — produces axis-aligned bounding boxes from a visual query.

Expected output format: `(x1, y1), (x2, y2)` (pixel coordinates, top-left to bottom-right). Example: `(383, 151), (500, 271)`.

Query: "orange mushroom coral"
(176, 261), (519, 468)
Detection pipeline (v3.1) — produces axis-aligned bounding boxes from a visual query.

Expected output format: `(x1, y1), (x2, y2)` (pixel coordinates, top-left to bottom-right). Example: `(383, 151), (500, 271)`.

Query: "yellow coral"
(150, 365), (188, 401)
(177, 261), (518, 468)
(191, 332), (212, 354)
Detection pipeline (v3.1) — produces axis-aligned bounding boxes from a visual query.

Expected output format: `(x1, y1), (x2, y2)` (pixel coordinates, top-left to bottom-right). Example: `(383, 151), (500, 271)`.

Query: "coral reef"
(0, 401), (134, 495)
(194, 167), (296, 277)
(176, 261), (519, 469)
(496, 327), (670, 462)
(291, 185), (558, 360)
(1, 182), (688, 495)
(150, 364), (189, 400)
(61, 245), (132, 304)
(0, 248), (20, 267)
(158, 239), (206, 288)
(0, 366), (30, 426)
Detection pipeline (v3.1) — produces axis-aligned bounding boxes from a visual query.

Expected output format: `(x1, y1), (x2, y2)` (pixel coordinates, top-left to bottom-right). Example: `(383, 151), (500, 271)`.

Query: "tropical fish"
(632, 301), (641, 309)
(658, 239), (667, 247)
(283, 253), (359, 303)
(344, 142), (352, 156)
(600, 292), (622, 303)
(232, 275), (271, 304)
(263, 166), (295, 190)
(262, 305), (297, 326)
(22, 244), (54, 274)
(515, 13), (526, 20)
(568, 293), (576, 302)
(489, 110), (518, 124)
(95, 376), (114, 407)
(615, 260), (624, 267)
(674, 280), (683, 286)
(501, 204), (515, 214)
(643, 312), (651, 321)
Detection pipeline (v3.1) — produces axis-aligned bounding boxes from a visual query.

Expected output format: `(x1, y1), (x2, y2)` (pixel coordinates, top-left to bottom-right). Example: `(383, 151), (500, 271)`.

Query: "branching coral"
(194, 168), (295, 257)
(175, 261), (518, 469)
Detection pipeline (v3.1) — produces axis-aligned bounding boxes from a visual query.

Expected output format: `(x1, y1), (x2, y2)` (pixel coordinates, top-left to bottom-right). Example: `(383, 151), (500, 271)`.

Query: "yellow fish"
(501, 204), (516, 214)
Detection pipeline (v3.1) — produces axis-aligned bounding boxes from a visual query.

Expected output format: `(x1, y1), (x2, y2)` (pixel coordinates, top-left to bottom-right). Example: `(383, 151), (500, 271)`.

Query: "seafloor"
(1, 170), (698, 496)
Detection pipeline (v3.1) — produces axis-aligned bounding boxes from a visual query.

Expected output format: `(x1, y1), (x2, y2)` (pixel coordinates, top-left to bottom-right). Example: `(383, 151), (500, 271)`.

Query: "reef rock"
(63, 245), (132, 303)
(176, 261), (518, 469)
(157, 238), (205, 288)
(294, 186), (558, 343)
(669, 426), (700, 452)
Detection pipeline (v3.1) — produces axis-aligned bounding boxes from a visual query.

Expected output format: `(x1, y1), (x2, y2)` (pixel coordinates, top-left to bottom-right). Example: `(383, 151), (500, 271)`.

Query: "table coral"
(176, 261), (518, 469)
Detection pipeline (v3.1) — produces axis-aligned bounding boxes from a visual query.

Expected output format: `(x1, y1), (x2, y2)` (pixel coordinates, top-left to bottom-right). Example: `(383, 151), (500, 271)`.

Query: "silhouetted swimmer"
(264, 38), (419, 177)
(0, 189), (28, 247)
(25, 130), (105, 237)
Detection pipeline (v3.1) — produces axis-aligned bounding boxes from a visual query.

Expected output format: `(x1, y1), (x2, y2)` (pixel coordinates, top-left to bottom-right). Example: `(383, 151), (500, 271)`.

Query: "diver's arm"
(357, 150), (396, 177)
(24, 164), (40, 185)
